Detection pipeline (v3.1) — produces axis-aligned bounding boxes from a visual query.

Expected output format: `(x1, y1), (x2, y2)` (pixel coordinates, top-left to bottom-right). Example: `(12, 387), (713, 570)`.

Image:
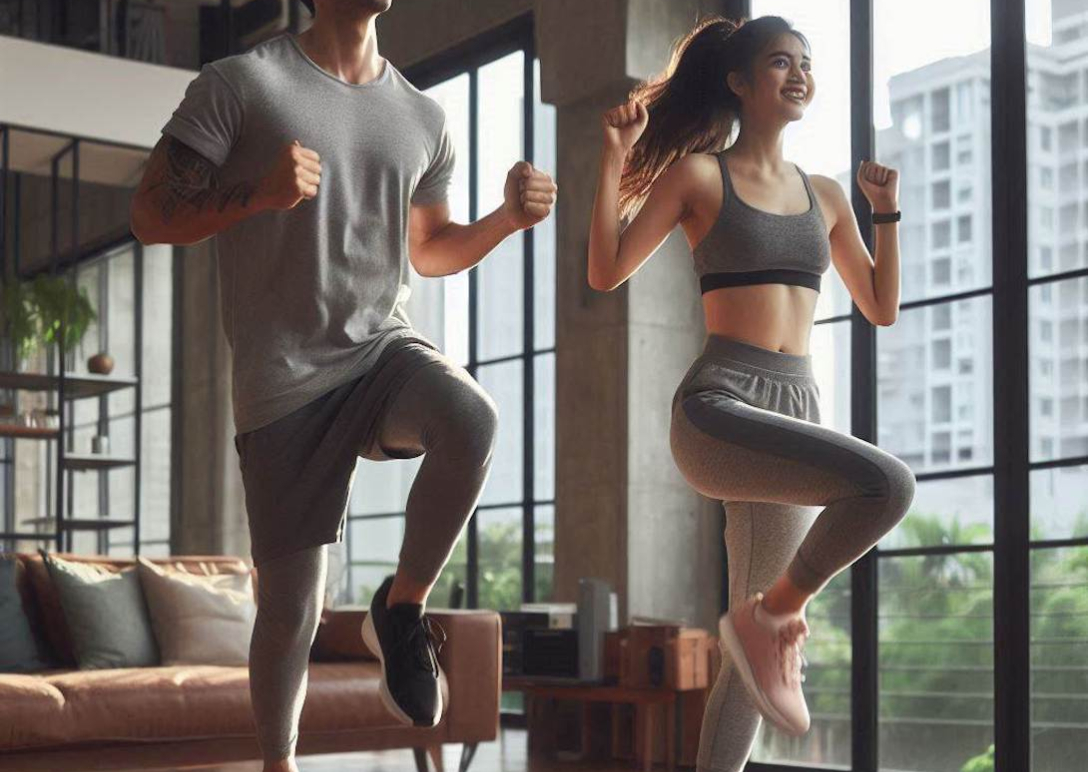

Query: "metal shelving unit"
(1, 123), (145, 554)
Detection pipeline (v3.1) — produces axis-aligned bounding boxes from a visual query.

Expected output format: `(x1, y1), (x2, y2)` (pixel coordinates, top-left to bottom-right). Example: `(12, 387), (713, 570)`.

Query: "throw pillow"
(136, 557), (257, 665)
(0, 555), (50, 672)
(40, 551), (159, 670)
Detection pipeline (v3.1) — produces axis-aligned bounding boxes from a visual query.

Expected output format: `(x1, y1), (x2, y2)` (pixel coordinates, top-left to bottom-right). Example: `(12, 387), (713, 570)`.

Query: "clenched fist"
(503, 161), (557, 230)
(602, 99), (649, 156)
(857, 160), (899, 213)
(259, 140), (322, 210)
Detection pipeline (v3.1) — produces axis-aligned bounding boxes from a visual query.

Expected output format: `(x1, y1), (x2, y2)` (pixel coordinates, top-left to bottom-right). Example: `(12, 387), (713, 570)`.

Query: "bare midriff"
(701, 283), (819, 355)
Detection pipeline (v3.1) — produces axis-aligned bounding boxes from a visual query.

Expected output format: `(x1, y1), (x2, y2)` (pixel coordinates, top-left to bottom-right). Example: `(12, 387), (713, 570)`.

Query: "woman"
(587, 14), (916, 771)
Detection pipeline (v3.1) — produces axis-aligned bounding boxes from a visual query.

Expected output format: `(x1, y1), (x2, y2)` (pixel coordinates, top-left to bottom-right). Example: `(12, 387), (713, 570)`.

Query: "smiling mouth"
(782, 89), (806, 103)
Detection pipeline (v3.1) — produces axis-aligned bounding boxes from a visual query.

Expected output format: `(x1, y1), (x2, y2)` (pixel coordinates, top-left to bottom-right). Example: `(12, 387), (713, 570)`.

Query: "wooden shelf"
(20, 517), (135, 531)
(0, 423), (59, 440)
(63, 454), (136, 471)
(0, 371), (138, 400)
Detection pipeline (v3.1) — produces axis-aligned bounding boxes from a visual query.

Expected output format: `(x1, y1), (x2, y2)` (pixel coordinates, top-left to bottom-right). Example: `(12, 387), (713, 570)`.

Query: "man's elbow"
(129, 198), (163, 245)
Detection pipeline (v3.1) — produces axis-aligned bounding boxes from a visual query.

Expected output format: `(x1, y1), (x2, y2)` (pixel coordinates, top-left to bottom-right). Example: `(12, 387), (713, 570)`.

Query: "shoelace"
(776, 616), (810, 689)
(400, 615), (447, 675)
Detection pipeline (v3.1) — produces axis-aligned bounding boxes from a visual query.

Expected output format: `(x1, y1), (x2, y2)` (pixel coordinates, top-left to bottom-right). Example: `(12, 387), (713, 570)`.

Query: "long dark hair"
(618, 15), (810, 219)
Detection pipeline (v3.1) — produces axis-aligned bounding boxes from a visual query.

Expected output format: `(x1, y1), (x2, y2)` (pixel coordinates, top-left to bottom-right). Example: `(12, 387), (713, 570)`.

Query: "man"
(130, 1), (557, 769)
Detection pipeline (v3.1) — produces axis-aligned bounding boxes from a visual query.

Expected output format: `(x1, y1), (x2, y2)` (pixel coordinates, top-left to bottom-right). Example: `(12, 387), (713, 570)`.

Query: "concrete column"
(540, 0), (725, 629)
(175, 242), (249, 559)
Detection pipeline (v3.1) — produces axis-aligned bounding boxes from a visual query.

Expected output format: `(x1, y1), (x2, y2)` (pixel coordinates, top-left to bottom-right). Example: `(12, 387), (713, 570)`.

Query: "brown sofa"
(0, 553), (501, 772)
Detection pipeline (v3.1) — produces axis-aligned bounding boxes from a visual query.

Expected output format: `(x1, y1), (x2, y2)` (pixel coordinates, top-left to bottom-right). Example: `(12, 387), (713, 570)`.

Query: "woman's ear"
(726, 71), (745, 100)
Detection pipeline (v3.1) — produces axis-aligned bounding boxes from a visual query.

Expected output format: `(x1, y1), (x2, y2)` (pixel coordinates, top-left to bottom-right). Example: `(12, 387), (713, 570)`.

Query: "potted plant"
(0, 276), (97, 372)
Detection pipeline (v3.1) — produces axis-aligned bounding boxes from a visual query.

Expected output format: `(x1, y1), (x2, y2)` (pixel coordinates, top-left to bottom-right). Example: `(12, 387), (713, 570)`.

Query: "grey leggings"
(248, 356), (497, 762)
(669, 335), (915, 772)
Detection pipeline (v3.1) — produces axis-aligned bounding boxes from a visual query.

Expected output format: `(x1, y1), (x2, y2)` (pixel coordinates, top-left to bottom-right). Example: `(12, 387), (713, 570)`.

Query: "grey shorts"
(234, 336), (444, 567)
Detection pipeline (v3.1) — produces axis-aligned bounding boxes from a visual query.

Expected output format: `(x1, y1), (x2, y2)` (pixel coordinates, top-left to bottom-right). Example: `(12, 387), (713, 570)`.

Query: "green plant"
(961, 743), (994, 772)
(0, 276), (96, 362)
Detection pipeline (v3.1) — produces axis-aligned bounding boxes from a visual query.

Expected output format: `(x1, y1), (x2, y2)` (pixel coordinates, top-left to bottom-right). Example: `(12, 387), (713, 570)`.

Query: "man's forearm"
(131, 136), (269, 246)
(412, 207), (520, 277)
(132, 181), (266, 245)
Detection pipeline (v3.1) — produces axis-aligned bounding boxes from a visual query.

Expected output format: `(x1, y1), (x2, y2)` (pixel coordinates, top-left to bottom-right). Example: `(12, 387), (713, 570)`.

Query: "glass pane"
(422, 73), (471, 365)
(348, 516), (403, 605)
(139, 541), (170, 558)
(751, 0), (853, 324)
(878, 296), (993, 472)
(475, 238), (524, 361)
(1027, 0), (1088, 279)
(105, 248), (136, 416)
(811, 319), (851, 435)
(879, 475), (993, 550)
(533, 352), (555, 501)
(752, 569), (852, 768)
(350, 455), (422, 516)
(477, 506), (522, 611)
(476, 51), (526, 361)
(142, 244), (173, 408)
(140, 406), (171, 543)
(1030, 546), (1088, 772)
(1029, 277), (1088, 462)
(534, 504), (554, 602)
(533, 57), (557, 351)
(878, 552), (994, 772)
(432, 533), (468, 610)
(476, 360), (523, 506)
(444, 271), (470, 367)
(105, 527), (135, 556)
(1031, 465), (1088, 541)
(875, 0), (992, 305)
(422, 73), (471, 223)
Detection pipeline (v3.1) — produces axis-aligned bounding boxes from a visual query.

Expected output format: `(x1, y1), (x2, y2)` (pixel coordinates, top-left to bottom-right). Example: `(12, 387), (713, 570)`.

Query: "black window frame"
(344, 13), (555, 610)
(729, 0), (1088, 770)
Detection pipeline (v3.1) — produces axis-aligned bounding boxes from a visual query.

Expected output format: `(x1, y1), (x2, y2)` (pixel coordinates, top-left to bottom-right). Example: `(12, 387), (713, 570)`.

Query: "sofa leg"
(458, 742), (479, 772)
(413, 747), (429, 772)
(428, 743), (445, 772)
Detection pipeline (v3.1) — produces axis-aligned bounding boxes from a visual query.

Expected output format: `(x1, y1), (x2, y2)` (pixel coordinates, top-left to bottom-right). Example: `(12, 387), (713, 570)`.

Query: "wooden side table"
(503, 678), (678, 772)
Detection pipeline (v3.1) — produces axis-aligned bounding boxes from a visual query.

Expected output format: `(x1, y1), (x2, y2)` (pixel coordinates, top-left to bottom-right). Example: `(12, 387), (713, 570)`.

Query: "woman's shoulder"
(661, 152), (723, 195)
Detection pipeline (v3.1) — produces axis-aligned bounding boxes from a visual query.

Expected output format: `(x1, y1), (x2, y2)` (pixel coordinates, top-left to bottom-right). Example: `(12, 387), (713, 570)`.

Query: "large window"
(745, 0), (1086, 770)
(341, 19), (556, 614)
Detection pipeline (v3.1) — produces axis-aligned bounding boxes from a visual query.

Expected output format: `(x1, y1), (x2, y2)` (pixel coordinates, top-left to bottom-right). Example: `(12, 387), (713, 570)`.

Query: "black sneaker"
(361, 575), (447, 727)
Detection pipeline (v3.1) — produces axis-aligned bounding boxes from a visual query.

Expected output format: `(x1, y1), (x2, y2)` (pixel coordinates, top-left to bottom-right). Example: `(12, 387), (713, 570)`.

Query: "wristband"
(872, 210), (901, 224)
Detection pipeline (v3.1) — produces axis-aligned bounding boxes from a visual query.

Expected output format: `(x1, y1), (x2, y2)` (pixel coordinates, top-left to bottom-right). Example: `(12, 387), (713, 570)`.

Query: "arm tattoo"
(147, 137), (256, 222)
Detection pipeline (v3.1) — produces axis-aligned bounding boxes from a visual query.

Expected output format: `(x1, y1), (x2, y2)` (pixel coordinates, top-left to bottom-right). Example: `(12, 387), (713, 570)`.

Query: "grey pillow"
(0, 555), (49, 672)
(41, 552), (159, 670)
(136, 557), (256, 665)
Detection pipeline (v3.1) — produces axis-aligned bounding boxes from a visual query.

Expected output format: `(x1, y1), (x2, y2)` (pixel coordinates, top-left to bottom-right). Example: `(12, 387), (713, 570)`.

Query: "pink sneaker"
(717, 592), (811, 736)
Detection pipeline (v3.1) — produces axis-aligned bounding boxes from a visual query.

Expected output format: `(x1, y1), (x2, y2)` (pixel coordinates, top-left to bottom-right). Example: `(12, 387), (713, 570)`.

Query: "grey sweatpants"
(243, 342), (498, 761)
(669, 335), (915, 772)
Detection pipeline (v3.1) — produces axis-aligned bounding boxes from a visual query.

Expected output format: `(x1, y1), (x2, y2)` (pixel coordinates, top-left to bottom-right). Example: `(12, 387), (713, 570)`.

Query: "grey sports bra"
(693, 151), (831, 293)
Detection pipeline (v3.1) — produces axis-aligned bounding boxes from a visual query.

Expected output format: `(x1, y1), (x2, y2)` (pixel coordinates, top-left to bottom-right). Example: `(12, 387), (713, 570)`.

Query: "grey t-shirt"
(162, 34), (454, 434)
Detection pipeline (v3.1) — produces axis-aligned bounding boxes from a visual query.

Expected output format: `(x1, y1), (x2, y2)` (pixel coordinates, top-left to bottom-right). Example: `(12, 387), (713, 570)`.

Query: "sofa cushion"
(0, 556), (50, 673)
(136, 557), (256, 666)
(0, 662), (449, 751)
(22, 553), (255, 668)
(41, 552), (159, 670)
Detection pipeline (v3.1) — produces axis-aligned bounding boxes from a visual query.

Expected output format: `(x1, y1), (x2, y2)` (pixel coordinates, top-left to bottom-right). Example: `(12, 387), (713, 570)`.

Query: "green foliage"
(1, 276), (97, 360)
(961, 744), (994, 772)
(760, 509), (1088, 769)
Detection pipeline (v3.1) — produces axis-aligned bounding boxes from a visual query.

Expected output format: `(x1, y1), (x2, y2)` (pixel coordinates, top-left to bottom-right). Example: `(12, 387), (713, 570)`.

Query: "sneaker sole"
(718, 612), (807, 737)
(361, 611), (444, 729)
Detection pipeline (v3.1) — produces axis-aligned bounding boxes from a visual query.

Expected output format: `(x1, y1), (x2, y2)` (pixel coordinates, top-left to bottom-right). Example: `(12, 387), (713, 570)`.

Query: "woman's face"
(728, 32), (815, 123)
